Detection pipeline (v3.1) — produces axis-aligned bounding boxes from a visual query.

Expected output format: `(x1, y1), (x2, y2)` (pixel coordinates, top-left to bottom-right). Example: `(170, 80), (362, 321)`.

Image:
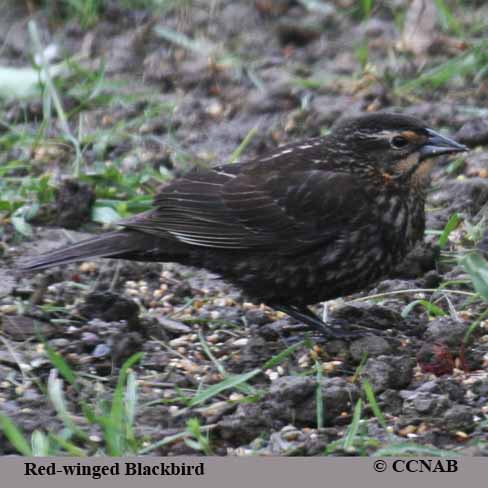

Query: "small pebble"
(48, 338), (70, 348)
(79, 262), (98, 273)
(169, 336), (189, 347)
(0, 304), (17, 314)
(399, 425), (417, 436)
(92, 344), (110, 358)
(229, 393), (244, 401)
(81, 332), (100, 346)
(266, 369), (279, 381)
(206, 100), (224, 117)
(322, 361), (342, 374)
(30, 358), (49, 368)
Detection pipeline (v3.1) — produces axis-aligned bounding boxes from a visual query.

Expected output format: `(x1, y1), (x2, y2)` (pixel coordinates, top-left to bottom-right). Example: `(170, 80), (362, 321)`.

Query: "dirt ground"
(0, 0), (487, 456)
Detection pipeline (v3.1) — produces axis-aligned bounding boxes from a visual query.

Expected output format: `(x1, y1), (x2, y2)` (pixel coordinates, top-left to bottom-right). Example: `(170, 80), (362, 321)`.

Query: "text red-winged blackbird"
(20, 113), (467, 337)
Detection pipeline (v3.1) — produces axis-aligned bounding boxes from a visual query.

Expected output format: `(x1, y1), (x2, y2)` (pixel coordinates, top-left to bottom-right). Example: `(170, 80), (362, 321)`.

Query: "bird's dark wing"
(121, 164), (372, 254)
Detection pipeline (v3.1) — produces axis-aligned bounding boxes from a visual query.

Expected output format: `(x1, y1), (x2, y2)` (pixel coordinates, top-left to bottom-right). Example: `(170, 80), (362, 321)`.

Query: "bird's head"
(330, 113), (468, 187)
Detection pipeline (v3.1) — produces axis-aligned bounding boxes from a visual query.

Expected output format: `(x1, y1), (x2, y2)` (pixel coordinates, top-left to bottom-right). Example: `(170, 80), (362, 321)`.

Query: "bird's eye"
(391, 136), (409, 149)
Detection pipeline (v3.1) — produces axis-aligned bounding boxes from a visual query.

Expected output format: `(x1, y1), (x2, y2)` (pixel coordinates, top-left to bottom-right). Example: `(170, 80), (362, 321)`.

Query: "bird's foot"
(273, 304), (373, 341)
(319, 322), (370, 340)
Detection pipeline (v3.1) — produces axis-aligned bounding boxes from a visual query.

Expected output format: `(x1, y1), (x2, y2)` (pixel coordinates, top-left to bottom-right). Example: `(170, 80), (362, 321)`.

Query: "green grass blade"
(48, 433), (87, 456)
(0, 414), (33, 456)
(198, 330), (226, 375)
(401, 299), (446, 318)
(464, 306), (488, 344)
(31, 430), (50, 456)
(198, 331), (256, 396)
(262, 341), (304, 370)
(47, 372), (88, 441)
(188, 340), (303, 408)
(397, 41), (488, 92)
(461, 252), (488, 301)
(439, 213), (461, 249)
(125, 370), (138, 440)
(228, 126), (258, 164)
(105, 352), (143, 455)
(138, 431), (188, 455)
(434, 0), (462, 35)
(44, 342), (77, 386)
(363, 379), (388, 430)
(28, 20), (83, 176)
(185, 418), (212, 455)
(188, 369), (261, 407)
(153, 26), (213, 55)
(361, 0), (374, 19)
(343, 399), (363, 450)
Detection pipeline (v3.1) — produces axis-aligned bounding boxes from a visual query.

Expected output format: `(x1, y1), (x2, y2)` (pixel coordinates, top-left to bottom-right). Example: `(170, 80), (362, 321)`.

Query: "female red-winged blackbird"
(20, 113), (467, 337)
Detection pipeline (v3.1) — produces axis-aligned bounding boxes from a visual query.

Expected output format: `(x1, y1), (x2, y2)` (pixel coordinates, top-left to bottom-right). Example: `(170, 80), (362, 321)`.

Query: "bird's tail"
(19, 230), (142, 271)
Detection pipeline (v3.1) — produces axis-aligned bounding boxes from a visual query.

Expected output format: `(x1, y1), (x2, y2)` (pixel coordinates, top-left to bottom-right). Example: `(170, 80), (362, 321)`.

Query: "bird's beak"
(420, 129), (468, 160)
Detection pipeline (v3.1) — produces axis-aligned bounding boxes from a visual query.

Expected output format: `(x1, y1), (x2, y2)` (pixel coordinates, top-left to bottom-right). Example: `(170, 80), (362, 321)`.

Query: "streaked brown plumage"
(20, 113), (467, 337)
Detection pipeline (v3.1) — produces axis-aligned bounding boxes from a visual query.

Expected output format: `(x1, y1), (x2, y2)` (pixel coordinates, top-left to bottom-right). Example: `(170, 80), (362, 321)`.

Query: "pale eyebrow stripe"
(359, 129), (423, 142)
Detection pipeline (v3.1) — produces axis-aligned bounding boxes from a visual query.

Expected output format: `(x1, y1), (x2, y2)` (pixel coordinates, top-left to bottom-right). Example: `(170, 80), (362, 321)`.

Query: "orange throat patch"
(394, 152), (435, 187)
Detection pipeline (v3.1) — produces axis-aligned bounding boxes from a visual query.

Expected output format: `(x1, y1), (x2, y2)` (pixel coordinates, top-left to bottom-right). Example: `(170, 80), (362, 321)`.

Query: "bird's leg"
(272, 304), (365, 339)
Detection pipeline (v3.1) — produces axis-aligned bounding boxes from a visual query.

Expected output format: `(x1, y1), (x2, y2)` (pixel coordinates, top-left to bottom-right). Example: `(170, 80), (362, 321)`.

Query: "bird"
(20, 113), (467, 338)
